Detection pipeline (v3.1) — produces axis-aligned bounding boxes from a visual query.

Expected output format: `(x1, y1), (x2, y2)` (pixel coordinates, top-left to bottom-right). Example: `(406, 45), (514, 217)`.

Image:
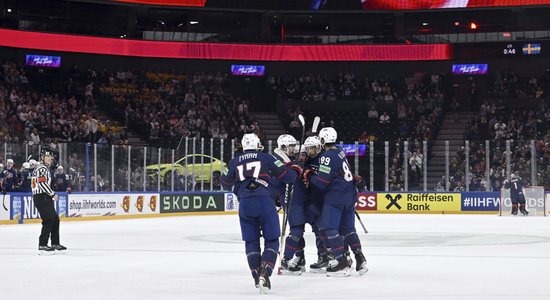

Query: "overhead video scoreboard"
(502, 42), (542, 56)
(456, 42), (545, 60)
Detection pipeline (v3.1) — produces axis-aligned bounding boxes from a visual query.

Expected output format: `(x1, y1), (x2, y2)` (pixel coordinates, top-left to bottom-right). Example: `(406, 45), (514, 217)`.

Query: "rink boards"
(1, 191), (549, 224)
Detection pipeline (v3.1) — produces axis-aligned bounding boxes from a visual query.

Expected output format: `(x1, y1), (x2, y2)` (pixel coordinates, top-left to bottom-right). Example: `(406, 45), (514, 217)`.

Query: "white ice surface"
(1, 214), (550, 300)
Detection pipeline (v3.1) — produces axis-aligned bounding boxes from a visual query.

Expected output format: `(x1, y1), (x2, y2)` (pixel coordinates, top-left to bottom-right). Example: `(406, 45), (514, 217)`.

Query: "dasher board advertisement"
(68, 193), (159, 217)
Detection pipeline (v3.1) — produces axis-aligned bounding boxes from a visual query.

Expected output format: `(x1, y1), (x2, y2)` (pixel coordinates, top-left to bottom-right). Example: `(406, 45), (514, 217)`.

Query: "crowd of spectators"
(451, 68), (550, 191)
(272, 71), (446, 190)
(488, 68), (550, 100)
(0, 60), (128, 147)
(100, 69), (259, 147)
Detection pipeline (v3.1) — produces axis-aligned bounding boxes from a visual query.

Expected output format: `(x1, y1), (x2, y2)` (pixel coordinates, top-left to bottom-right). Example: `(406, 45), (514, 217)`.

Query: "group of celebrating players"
(222, 125), (368, 294)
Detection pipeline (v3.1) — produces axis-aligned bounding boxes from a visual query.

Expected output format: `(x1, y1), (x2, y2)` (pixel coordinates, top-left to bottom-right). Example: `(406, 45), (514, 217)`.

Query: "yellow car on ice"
(146, 154), (226, 187)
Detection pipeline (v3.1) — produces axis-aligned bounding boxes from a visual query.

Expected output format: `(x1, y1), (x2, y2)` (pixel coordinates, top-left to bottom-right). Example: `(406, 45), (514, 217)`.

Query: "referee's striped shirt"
(32, 164), (55, 196)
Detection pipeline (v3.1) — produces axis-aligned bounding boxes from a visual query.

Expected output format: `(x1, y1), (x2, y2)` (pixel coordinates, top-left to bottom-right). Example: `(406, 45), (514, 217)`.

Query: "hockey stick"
(277, 114), (306, 275)
(355, 211), (368, 234)
(175, 135), (185, 150)
(311, 116), (320, 134)
(2, 192), (6, 211)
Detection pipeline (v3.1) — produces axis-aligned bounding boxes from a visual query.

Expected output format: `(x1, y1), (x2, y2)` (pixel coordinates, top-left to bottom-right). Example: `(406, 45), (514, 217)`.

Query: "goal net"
(499, 186), (547, 216)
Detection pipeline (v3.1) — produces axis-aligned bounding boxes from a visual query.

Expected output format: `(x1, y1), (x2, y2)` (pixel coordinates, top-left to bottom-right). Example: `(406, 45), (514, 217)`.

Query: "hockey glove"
(289, 164), (303, 178)
(303, 169), (314, 188)
(354, 175), (367, 192)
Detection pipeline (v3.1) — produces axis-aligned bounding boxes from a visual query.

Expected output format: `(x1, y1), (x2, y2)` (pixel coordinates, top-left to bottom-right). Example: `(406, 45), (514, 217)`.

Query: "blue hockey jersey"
(221, 150), (298, 198)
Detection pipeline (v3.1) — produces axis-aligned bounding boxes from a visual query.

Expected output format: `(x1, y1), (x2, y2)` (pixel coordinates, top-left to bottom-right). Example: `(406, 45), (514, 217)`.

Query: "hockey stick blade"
(274, 148), (291, 163)
(298, 114), (305, 127)
(2, 194), (7, 211)
(312, 116), (321, 134)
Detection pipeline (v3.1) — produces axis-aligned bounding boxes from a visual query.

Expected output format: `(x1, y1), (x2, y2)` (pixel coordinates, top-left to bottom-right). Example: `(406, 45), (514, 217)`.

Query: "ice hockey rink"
(1, 214), (550, 300)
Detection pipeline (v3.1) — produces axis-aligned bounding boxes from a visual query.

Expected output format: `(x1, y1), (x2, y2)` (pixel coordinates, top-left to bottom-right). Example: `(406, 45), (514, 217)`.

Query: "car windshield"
(176, 155), (213, 164)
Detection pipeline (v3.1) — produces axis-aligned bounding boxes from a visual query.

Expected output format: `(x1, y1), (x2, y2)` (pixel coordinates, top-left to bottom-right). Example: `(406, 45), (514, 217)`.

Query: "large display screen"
(112, 0), (550, 9)
(339, 144), (367, 157)
(231, 65), (266, 76)
(25, 54), (61, 68)
(114, 0), (206, 6)
(452, 64), (488, 75)
(360, 0), (550, 10)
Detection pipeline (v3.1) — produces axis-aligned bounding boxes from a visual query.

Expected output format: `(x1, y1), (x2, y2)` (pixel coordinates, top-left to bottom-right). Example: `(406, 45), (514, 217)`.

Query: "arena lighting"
(189, 21), (199, 25)
(7, 8), (12, 13)
(453, 21), (460, 27)
(470, 22), (478, 30)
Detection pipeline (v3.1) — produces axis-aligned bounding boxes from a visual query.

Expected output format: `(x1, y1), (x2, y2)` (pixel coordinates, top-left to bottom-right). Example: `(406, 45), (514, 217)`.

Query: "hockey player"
(2, 159), (18, 192)
(221, 133), (301, 293)
(504, 173), (529, 215)
(302, 135), (331, 273)
(53, 166), (69, 192)
(18, 162), (32, 192)
(271, 134), (297, 209)
(303, 127), (367, 276)
(279, 142), (310, 275)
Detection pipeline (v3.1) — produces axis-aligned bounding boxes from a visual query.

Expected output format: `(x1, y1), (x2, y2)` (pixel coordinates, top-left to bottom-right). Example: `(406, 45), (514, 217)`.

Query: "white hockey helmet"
(29, 159), (37, 168)
(277, 134), (297, 148)
(295, 145), (306, 154)
(510, 173), (518, 179)
(277, 134), (297, 156)
(318, 127), (337, 145)
(304, 136), (321, 156)
(22, 162), (30, 169)
(241, 133), (263, 151)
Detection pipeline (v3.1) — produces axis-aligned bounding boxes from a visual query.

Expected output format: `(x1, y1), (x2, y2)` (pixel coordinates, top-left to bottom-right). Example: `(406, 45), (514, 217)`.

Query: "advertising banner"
(68, 193), (159, 217)
(9, 193), (68, 221)
(1, 194), (10, 221)
(377, 192), (462, 213)
(160, 193), (225, 213)
(355, 193), (377, 211)
(461, 192), (500, 211)
(224, 193), (239, 212)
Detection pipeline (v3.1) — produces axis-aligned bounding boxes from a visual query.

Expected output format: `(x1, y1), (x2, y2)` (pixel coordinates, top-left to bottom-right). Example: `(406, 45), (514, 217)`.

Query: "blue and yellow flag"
(523, 43), (541, 55)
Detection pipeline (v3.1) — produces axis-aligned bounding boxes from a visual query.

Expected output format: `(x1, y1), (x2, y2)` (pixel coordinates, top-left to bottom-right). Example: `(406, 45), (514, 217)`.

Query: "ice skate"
(258, 264), (271, 294)
(310, 255), (329, 273)
(52, 244), (67, 254)
(252, 268), (260, 288)
(38, 245), (56, 256)
(345, 251), (353, 268)
(354, 252), (368, 275)
(326, 256), (351, 277)
(281, 256), (305, 275)
(520, 204), (529, 216)
(511, 204), (518, 215)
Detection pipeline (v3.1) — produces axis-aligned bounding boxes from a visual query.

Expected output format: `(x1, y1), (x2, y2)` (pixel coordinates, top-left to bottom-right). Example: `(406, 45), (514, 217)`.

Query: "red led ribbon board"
(114, 0), (206, 6)
(363, 0), (550, 10)
(0, 29), (452, 61)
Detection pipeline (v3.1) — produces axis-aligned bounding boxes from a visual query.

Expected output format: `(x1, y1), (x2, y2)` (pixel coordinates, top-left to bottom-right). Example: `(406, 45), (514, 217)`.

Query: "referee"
(32, 148), (67, 255)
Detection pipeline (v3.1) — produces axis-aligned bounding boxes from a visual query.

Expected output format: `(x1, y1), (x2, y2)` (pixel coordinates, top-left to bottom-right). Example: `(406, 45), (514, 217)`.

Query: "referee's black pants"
(33, 194), (60, 246)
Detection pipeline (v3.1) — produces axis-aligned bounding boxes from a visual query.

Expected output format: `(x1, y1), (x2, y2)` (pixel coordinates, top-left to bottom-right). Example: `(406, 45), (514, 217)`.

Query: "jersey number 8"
(342, 161), (353, 182)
